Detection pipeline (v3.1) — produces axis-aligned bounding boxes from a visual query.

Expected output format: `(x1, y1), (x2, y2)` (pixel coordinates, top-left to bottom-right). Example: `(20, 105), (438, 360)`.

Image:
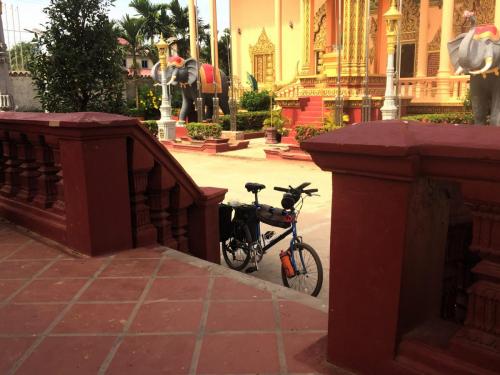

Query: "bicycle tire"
(221, 223), (252, 271)
(281, 242), (323, 297)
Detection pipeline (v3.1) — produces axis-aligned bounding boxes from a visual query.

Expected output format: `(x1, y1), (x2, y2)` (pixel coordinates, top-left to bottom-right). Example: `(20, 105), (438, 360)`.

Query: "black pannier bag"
(257, 204), (293, 229)
(233, 204), (259, 242)
(219, 203), (233, 242)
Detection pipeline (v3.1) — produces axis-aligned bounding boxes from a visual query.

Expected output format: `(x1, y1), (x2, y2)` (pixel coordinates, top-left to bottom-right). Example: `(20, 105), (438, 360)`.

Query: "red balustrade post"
(59, 135), (133, 255)
(188, 187), (227, 264)
(302, 121), (500, 374)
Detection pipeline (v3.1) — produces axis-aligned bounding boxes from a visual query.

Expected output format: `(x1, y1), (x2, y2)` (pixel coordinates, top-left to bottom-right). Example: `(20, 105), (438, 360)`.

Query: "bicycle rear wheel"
(281, 242), (323, 297)
(221, 223), (252, 271)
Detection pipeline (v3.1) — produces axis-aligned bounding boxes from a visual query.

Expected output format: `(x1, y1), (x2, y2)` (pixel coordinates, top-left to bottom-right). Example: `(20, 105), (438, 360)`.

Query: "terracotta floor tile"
(279, 301), (328, 331)
(7, 243), (61, 259)
(0, 260), (51, 279)
(157, 259), (210, 277)
(0, 232), (30, 245)
(283, 332), (332, 374)
(16, 336), (116, 375)
(79, 278), (148, 301)
(206, 301), (276, 332)
(146, 277), (209, 301)
(100, 259), (159, 277)
(211, 277), (272, 300)
(0, 303), (65, 334)
(113, 247), (163, 259)
(0, 337), (36, 374)
(53, 303), (134, 333)
(130, 301), (203, 333)
(106, 335), (196, 375)
(0, 244), (23, 258)
(40, 259), (105, 278)
(13, 279), (87, 303)
(197, 333), (280, 373)
(0, 279), (25, 301)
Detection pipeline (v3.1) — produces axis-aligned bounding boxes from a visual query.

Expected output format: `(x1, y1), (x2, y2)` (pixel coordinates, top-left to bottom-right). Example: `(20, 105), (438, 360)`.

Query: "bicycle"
(219, 182), (323, 297)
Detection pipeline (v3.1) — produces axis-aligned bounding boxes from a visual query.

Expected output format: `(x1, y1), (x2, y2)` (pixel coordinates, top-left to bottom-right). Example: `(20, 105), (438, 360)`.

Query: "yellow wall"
(231, 0), (301, 87)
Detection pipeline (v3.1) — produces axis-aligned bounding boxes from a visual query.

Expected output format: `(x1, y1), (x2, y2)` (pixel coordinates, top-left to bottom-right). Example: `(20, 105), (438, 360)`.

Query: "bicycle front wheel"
(281, 242), (323, 297)
(221, 223), (252, 271)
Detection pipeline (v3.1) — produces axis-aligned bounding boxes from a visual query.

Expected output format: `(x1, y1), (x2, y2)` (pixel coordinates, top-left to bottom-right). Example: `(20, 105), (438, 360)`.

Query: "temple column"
(325, 0), (335, 53)
(188, 0), (198, 60)
(376, 0), (390, 74)
(496, 0), (500, 27)
(274, 0), (282, 82)
(209, 0), (219, 72)
(300, 0), (315, 75)
(437, 0), (454, 100)
(415, 0), (429, 98)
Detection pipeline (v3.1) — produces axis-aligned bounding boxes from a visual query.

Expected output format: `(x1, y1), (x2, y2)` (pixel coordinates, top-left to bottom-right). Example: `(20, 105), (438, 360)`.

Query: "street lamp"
(156, 35), (176, 141)
(380, 0), (402, 120)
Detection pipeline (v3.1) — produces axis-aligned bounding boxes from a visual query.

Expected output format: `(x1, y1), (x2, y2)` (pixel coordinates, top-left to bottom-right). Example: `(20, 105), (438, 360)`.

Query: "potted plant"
(263, 110), (289, 144)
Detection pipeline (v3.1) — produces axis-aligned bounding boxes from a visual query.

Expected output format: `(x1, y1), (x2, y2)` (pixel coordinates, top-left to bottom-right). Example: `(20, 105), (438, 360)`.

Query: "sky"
(3, 0), (229, 46)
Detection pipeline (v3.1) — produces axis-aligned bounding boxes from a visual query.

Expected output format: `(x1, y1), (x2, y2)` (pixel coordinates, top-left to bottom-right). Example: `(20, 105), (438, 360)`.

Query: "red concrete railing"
(0, 112), (226, 261)
(303, 121), (500, 375)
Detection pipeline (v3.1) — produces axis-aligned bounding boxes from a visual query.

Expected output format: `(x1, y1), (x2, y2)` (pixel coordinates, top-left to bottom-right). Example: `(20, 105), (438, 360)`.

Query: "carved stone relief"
(249, 29), (275, 83)
(453, 0), (495, 36)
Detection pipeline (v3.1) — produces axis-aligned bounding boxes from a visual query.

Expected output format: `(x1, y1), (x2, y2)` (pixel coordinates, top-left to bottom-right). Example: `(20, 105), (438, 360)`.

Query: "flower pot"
(265, 127), (278, 144)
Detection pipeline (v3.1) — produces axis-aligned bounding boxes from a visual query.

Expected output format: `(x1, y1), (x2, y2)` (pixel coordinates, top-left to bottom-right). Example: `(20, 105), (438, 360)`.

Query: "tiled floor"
(0, 223), (348, 375)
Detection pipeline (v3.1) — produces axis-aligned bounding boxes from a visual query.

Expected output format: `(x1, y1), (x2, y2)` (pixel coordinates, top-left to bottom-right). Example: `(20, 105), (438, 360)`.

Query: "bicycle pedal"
(245, 266), (258, 274)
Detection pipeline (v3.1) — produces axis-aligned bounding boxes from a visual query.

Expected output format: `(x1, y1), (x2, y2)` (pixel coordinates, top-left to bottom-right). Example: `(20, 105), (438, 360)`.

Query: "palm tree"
(117, 15), (145, 107)
(129, 0), (163, 44)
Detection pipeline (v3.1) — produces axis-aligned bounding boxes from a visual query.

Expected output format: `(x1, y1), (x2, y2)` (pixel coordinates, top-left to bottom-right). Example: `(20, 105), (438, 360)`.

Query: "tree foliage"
(28, 0), (125, 113)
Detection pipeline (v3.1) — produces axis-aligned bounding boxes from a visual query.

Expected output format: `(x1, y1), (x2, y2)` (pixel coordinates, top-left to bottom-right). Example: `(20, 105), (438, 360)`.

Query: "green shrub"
(219, 111), (269, 131)
(141, 120), (158, 137)
(402, 112), (473, 124)
(126, 107), (144, 117)
(239, 90), (272, 111)
(186, 122), (222, 140)
(138, 85), (161, 120)
(295, 125), (326, 144)
(263, 110), (289, 136)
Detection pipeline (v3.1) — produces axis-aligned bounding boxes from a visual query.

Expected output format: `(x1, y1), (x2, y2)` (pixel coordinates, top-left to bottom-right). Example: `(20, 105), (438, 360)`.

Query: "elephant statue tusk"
(455, 66), (464, 75)
(470, 57), (493, 75)
(166, 75), (177, 85)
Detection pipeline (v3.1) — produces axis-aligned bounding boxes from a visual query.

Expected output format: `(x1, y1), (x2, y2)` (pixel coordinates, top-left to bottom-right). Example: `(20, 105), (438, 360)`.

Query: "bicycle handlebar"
(274, 183), (318, 196)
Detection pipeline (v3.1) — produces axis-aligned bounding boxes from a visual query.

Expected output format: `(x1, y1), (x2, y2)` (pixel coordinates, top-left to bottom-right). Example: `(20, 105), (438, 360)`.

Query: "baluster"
(32, 135), (59, 209)
(45, 135), (65, 214)
(0, 131), (5, 188)
(452, 80), (459, 100)
(169, 184), (193, 252)
(148, 163), (177, 249)
(128, 140), (157, 247)
(452, 203), (500, 362)
(17, 134), (39, 202)
(0, 131), (21, 197)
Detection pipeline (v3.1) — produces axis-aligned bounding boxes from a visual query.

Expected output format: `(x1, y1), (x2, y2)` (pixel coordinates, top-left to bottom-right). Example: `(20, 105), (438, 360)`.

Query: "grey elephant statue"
(448, 23), (500, 125)
(152, 56), (230, 122)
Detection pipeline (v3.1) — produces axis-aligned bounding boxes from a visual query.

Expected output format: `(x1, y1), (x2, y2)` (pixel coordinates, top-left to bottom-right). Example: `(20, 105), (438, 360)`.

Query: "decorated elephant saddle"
(473, 25), (500, 41)
(199, 64), (222, 94)
(167, 56), (186, 67)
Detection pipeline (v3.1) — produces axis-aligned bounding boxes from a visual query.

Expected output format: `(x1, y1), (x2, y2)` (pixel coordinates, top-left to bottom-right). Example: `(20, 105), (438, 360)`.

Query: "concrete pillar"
(437, 0), (454, 99)
(496, 0), (500, 27)
(416, 0), (429, 77)
(188, 0), (198, 60)
(209, 0), (219, 72)
(325, 0), (334, 53)
(274, 0), (282, 82)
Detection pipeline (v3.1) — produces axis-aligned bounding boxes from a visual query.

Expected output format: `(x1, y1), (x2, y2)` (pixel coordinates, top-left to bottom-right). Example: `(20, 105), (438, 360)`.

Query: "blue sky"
(5, 0), (229, 45)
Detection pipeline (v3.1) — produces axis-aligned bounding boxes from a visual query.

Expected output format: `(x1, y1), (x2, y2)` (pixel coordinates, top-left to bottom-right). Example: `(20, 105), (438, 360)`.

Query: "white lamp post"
(156, 36), (176, 141)
(380, 0), (402, 120)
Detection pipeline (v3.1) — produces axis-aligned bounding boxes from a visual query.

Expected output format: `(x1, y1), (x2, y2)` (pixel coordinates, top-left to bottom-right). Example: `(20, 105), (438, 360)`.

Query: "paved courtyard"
(0, 221), (351, 375)
(170, 139), (333, 303)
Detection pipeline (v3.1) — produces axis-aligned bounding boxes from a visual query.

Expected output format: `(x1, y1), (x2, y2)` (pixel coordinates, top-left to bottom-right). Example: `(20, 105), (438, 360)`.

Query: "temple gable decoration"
(249, 29), (275, 84)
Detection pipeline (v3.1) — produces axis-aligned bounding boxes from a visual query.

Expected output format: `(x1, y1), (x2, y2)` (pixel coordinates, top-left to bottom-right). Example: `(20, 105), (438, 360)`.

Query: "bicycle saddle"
(245, 182), (266, 193)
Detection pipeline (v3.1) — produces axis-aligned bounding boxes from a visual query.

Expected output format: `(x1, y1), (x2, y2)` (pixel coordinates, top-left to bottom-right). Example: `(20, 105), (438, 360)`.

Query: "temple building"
(223, 0), (500, 125)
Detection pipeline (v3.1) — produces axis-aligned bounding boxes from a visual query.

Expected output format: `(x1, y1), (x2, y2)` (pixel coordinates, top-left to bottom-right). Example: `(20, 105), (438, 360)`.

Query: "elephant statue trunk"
(449, 24), (500, 126)
(152, 56), (230, 123)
